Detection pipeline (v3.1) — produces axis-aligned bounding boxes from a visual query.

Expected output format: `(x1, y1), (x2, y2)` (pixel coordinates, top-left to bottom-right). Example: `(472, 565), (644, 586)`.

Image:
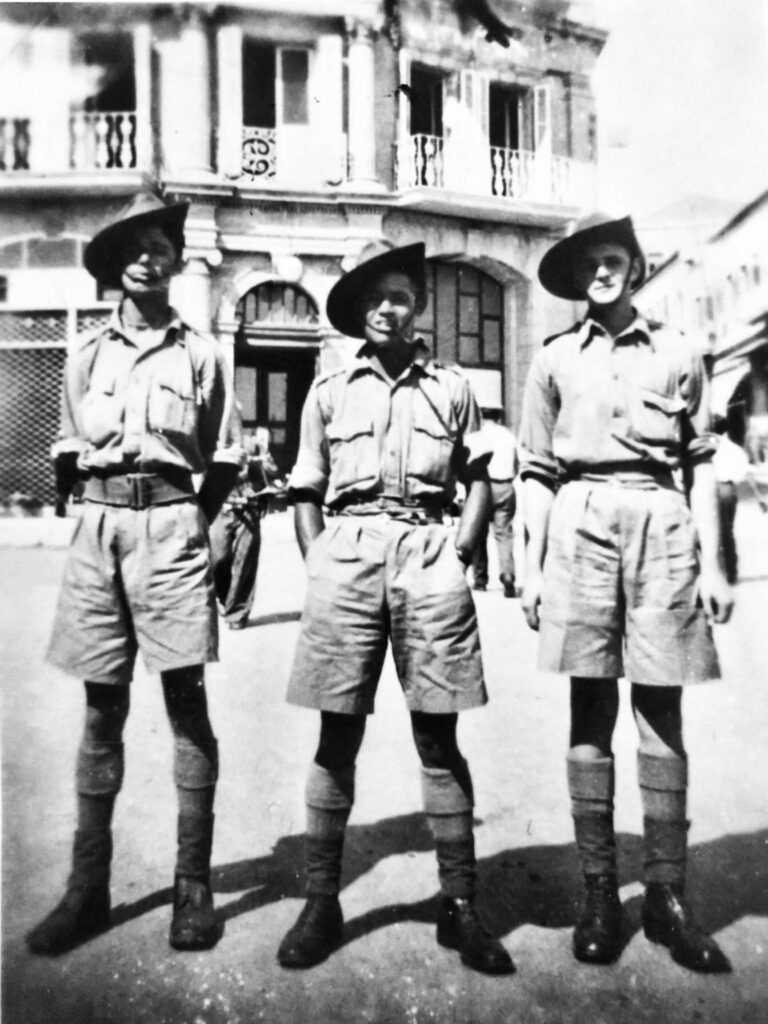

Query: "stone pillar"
(133, 24), (152, 171)
(344, 19), (382, 191)
(171, 257), (212, 333)
(158, 7), (212, 177)
(216, 22), (243, 179)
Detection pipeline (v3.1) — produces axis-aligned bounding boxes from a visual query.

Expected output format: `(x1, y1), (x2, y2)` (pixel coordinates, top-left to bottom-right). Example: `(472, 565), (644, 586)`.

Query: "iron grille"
(0, 347), (66, 504)
(77, 308), (113, 334)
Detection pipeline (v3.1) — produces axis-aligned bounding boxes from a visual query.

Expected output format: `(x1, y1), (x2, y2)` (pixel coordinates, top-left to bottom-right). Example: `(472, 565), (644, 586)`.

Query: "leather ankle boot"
(436, 896), (515, 975)
(169, 876), (221, 951)
(642, 883), (731, 973)
(277, 894), (343, 968)
(573, 873), (622, 964)
(26, 827), (112, 956)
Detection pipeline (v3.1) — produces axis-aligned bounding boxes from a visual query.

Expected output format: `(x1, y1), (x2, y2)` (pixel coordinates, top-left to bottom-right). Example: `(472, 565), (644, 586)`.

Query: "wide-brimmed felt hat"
(538, 212), (646, 301)
(327, 240), (426, 338)
(84, 191), (189, 288)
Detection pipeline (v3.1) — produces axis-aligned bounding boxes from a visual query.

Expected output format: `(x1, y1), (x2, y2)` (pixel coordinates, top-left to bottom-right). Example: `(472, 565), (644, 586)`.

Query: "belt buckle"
(128, 474), (149, 510)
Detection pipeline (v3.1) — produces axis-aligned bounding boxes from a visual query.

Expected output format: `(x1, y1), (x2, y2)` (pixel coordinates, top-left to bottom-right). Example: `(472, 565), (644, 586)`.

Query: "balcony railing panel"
(70, 112), (137, 171)
(242, 127), (277, 181)
(0, 119), (31, 171)
(401, 136), (595, 208)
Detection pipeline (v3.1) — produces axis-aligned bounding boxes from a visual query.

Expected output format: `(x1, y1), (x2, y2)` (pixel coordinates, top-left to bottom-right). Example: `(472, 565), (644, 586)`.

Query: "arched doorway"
(234, 281), (320, 476)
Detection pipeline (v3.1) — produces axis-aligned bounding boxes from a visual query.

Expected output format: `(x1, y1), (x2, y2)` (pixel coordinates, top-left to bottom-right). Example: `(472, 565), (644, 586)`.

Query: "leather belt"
(330, 494), (445, 524)
(84, 472), (195, 510)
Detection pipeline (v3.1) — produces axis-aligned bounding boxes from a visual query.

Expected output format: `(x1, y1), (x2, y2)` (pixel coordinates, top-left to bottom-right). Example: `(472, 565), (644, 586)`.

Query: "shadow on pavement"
(109, 815), (768, 956)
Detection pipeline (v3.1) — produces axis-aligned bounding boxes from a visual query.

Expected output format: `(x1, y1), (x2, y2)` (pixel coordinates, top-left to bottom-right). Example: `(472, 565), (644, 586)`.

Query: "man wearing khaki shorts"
(27, 192), (239, 956)
(520, 213), (733, 972)
(278, 241), (514, 976)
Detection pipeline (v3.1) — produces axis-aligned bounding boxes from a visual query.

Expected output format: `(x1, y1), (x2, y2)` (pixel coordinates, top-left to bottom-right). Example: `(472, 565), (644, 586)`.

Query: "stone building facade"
(0, 0), (605, 499)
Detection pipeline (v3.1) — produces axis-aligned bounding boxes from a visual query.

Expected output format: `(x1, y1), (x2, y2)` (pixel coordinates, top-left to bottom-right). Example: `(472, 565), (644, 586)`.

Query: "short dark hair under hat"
(538, 212), (646, 301)
(326, 240), (426, 339)
(84, 191), (189, 289)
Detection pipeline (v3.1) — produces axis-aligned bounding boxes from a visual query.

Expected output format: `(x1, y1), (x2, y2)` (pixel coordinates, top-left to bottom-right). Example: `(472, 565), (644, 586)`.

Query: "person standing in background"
(470, 405), (519, 597)
(210, 420), (277, 630)
(712, 414), (755, 584)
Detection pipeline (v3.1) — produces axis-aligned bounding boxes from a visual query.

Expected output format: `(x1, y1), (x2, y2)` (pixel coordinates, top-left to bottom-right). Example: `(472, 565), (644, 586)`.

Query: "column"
(158, 7), (212, 177)
(133, 24), (152, 171)
(171, 257), (212, 333)
(343, 19), (382, 191)
(216, 22), (243, 179)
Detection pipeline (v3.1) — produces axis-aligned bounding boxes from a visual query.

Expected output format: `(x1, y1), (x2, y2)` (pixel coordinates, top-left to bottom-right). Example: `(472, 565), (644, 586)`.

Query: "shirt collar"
(578, 309), (655, 350)
(348, 338), (438, 381)
(107, 305), (183, 347)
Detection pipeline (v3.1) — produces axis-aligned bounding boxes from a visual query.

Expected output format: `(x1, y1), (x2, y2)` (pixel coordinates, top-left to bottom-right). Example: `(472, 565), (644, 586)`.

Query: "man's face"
(573, 242), (640, 307)
(119, 225), (179, 296)
(362, 271), (420, 346)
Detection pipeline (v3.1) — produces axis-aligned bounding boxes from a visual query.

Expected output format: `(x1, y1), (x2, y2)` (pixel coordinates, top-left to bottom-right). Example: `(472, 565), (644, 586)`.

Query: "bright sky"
(590, 0), (768, 216)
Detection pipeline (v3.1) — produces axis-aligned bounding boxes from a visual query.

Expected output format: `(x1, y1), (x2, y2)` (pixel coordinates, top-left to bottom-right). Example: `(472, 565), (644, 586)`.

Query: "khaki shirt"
(289, 341), (487, 508)
(519, 313), (715, 487)
(54, 308), (228, 475)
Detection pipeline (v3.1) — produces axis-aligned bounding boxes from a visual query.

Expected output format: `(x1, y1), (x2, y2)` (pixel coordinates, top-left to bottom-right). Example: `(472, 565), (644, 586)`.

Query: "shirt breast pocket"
(631, 388), (687, 445)
(408, 413), (455, 485)
(326, 418), (377, 491)
(80, 376), (121, 445)
(147, 379), (199, 440)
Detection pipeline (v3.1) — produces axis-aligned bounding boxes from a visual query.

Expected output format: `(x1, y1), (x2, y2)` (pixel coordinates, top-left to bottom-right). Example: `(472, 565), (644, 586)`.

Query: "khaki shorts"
(47, 500), (218, 685)
(287, 516), (487, 715)
(539, 481), (720, 685)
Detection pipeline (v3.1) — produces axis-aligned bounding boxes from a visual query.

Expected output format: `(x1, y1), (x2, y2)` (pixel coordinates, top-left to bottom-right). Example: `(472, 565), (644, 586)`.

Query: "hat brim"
(84, 201), (189, 288)
(327, 242), (426, 338)
(538, 217), (646, 301)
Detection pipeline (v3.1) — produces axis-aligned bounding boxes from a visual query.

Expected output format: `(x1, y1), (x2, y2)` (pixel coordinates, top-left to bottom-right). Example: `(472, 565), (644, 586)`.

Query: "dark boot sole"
(437, 928), (516, 976)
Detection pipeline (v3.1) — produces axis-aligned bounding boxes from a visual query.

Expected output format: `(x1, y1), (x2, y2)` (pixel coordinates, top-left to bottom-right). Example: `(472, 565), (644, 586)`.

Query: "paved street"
(2, 499), (768, 1024)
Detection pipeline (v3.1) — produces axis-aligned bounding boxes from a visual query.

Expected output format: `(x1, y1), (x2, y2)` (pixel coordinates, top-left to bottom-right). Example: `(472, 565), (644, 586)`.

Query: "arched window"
(415, 261), (503, 369)
(236, 281), (319, 326)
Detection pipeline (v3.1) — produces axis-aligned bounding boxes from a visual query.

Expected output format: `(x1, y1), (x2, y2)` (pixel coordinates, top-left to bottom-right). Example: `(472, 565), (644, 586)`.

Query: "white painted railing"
(400, 135), (596, 207)
(0, 118), (31, 171)
(70, 111), (137, 170)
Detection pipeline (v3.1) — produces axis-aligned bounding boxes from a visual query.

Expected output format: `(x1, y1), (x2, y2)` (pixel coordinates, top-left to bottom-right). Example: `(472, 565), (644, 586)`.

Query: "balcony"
(399, 134), (596, 211)
(0, 111), (139, 178)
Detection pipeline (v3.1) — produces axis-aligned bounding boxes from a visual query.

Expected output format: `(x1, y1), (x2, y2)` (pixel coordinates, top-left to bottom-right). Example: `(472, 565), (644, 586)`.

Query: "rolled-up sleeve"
(519, 349), (560, 486)
(680, 345), (717, 465)
(288, 384), (330, 500)
(453, 376), (492, 483)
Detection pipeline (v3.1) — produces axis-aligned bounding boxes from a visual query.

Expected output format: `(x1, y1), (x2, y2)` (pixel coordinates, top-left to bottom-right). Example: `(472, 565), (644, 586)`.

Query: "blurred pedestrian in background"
(712, 413), (759, 584)
(470, 405), (519, 597)
(210, 419), (278, 630)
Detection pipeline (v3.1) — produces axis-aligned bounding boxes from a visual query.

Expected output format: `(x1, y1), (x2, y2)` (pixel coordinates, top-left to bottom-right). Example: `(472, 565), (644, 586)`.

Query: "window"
(410, 65), (444, 138)
(280, 50), (309, 126)
(236, 282), (318, 325)
(489, 83), (529, 151)
(242, 43), (310, 128)
(243, 41), (276, 127)
(71, 33), (135, 112)
(0, 276), (6, 303)
(415, 261), (503, 369)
